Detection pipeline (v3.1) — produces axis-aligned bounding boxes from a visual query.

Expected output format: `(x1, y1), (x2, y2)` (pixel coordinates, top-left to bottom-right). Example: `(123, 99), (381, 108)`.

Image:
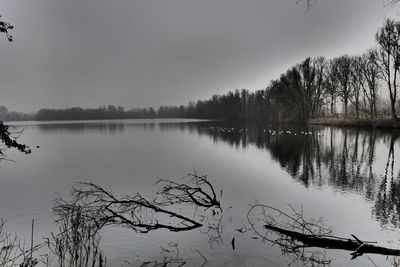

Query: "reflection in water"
(37, 120), (201, 135)
(374, 134), (400, 228)
(36, 120), (400, 229)
(12, 119), (398, 266)
(197, 124), (400, 229)
(198, 124), (400, 229)
(38, 122), (127, 135)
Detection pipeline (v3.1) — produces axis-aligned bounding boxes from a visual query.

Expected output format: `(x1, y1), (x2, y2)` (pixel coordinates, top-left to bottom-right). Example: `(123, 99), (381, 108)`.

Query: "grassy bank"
(308, 118), (400, 129)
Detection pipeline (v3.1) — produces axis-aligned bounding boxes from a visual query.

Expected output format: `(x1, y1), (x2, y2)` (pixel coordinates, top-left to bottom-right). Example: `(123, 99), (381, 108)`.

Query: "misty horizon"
(0, 0), (397, 113)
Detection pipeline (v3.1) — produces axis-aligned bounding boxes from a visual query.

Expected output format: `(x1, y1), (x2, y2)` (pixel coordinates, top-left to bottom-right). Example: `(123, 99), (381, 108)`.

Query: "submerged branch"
(54, 173), (222, 234)
(155, 173), (222, 212)
(263, 224), (400, 258)
(49, 173), (222, 266)
(247, 203), (400, 266)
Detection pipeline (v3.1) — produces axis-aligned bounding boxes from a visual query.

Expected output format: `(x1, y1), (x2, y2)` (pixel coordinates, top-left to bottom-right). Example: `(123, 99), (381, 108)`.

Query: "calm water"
(2, 119), (400, 266)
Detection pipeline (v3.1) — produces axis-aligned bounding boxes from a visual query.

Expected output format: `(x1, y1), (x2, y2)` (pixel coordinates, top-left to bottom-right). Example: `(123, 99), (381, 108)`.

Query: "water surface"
(2, 119), (400, 266)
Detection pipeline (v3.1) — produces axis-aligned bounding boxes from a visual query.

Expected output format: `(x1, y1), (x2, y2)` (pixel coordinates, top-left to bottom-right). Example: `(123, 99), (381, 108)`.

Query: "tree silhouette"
(370, 19), (400, 119)
(0, 16), (30, 157)
(0, 15), (13, 42)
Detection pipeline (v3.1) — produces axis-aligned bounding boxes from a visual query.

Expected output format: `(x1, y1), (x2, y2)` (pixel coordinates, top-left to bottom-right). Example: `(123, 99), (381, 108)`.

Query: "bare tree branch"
(247, 203), (400, 266)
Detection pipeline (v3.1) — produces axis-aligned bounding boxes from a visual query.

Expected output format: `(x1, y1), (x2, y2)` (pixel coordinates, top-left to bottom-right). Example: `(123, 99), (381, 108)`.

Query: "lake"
(1, 119), (400, 266)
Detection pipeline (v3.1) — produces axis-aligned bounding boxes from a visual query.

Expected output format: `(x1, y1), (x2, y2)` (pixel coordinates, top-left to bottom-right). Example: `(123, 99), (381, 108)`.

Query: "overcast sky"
(0, 0), (397, 112)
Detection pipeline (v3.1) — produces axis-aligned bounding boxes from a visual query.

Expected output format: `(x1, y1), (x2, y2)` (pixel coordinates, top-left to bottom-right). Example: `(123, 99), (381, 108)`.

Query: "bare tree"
(370, 19), (400, 119)
(296, 57), (327, 119)
(361, 51), (381, 119)
(331, 55), (352, 118)
(324, 60), (338, 117)
(312, 57), (327, 117)
(349, 56), (365, 119)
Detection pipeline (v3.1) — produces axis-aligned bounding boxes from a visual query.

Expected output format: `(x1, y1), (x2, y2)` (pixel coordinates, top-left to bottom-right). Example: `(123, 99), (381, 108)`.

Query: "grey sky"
(0, 0), (397, 112)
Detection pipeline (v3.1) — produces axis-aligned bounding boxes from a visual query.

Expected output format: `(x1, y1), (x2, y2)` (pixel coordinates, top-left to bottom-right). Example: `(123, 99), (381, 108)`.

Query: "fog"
(0, 0), (396, 112)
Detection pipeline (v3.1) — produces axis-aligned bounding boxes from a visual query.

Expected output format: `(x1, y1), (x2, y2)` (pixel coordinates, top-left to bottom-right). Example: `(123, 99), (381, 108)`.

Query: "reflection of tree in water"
(38, 122), (127, 135)
(38, 121), (205, 135)
(373, 134), (400, 228)
(193, 123), (400, 228)
(201, 125), (382, 195)
(323, 129), (375, 196)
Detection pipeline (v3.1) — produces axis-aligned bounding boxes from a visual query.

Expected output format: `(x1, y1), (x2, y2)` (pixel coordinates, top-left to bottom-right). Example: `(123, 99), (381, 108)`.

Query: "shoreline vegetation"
(308, 118), (400, 129)
(4, 113), (400, 130)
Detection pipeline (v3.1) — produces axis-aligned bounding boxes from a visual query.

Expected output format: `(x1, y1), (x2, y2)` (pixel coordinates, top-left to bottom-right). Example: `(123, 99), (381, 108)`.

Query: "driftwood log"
(264, 225), (400, 259)
(248, 203), (400, 265)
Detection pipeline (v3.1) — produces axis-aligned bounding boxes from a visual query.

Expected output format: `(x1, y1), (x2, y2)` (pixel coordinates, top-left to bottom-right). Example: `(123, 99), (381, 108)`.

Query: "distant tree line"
(0, 106), (33, 121)
(35, 105), (157, 121)
(161, 18), (400, 122)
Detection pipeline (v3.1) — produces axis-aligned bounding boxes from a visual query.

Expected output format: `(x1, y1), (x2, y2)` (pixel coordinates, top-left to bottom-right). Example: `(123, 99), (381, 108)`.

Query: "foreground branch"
(155, 173), (222, 212)
(54, 173), (221, 234)
(49, 174), (221, 266)
(54, 182), (202, 234)
(247, 203), (400, 266)
(264, 224), (400, 258)
(0, 123), (31, 155)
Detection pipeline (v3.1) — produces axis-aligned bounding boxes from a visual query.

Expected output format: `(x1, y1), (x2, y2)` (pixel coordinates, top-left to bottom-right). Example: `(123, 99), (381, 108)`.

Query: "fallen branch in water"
(247, 203), (400, 266)
(55, 182), (201, 234)
(263, 224), (400, 258)
(54, 173), (222, 234)
(155, 173), (222, 213)
(10, 173), (222, 267)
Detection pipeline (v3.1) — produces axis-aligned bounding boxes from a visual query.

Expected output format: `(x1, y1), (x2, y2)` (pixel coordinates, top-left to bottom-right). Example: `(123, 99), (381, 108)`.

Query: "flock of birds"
(201, 127), (323, 136)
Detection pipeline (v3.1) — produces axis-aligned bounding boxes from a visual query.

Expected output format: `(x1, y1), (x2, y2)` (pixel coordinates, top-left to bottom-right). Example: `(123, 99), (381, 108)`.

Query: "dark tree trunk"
(264, 225), (400, 257)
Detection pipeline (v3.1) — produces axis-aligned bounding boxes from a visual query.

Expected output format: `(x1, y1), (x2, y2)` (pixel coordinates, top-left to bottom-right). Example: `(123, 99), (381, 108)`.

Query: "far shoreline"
(4, 118), (214, 127)
(5, 116), (400, 131)
(308, 118), (400, 130)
